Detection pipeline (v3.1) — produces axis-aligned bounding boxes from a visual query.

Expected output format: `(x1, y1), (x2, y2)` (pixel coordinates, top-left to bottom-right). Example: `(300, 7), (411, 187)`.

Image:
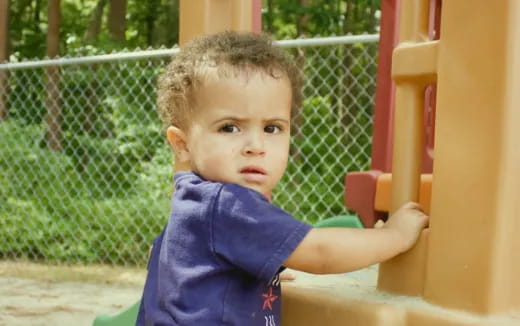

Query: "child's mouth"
(240, 166), (267, 184)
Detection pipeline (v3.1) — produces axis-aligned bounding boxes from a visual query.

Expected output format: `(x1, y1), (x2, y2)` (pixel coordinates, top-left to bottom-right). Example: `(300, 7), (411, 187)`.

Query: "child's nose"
(242, 132), (265, 156)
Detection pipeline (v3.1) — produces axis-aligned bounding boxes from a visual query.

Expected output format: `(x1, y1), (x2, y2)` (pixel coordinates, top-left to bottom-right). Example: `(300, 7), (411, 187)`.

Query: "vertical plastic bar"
(179, 0), (258, 46)
(378, 0), (432, 296)
(390, 0), (430, 213)
(252, 0), (262, 33)
(399, 0), (430, 43)
(390, 85), (425, 212)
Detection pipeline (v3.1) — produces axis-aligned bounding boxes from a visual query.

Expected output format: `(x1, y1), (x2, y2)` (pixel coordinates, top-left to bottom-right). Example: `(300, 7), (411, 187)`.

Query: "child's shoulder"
(218, 182), (268, 204)
(174, 171), (222, 191)
(174, 171), (268, 203)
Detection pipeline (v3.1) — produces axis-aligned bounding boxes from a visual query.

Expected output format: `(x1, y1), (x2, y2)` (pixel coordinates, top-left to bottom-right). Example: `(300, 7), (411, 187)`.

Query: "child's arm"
(284, 202), (428, 274)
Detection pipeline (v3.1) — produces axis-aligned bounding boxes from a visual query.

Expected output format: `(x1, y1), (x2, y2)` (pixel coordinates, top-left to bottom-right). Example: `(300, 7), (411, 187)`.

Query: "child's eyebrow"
(266, 118), (290, 125)
(211, 117), (289, 125)
(211, 117), (246, 125)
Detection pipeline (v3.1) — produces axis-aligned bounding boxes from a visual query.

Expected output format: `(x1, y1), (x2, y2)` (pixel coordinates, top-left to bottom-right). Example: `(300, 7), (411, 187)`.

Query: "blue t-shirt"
(137, 172), (312, 326)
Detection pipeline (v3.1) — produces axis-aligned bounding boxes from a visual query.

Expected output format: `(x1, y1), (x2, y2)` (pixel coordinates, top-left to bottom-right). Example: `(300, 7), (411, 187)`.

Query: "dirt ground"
(3, 261), (519, 326)
(0, 261), (147, 326)
(0, 262), (379, 326)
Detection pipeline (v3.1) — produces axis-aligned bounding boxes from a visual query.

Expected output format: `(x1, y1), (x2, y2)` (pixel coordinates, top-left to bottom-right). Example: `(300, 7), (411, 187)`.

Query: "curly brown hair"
(157, 31), (303, 129)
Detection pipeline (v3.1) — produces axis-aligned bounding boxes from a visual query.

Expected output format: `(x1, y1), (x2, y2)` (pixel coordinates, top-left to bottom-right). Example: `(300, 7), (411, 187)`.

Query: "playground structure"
(95, 0), (520, 324)
(283, 0), (520, 324)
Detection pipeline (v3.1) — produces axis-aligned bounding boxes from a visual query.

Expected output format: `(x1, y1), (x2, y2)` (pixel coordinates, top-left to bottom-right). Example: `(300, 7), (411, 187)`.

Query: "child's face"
(169, 70), (292, 196)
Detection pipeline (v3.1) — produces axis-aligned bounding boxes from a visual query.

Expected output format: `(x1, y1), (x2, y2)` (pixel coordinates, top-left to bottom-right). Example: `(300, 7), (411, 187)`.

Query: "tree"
(7, 0), (182, 59)
(0, 0), (9, 121)
(44, 0), (62, 151)
(108, 0), (126, 42)
(85, 0), (109, 41)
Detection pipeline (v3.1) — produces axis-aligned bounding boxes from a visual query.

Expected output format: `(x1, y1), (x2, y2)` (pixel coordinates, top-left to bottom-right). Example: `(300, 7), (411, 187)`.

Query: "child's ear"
(166, 126), (190, 163)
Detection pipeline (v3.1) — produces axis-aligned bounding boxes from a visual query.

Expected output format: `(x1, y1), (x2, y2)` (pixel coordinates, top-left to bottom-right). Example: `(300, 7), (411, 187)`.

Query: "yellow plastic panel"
(424, 0), (520, 315)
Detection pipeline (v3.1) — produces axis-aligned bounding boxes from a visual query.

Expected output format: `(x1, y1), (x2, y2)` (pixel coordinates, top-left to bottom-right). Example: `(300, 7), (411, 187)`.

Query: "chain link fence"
(0, 35), (379, 267)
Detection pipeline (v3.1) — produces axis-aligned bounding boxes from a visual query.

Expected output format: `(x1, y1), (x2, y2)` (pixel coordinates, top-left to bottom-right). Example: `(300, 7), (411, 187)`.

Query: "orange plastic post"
(374, 174), (432, 215)
(377, 0), (437, 296)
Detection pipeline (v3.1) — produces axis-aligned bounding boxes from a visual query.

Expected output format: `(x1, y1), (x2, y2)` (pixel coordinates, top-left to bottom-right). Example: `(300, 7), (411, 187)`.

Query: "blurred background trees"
(3, 0), (379, 59)
(5, 0), (179, 59)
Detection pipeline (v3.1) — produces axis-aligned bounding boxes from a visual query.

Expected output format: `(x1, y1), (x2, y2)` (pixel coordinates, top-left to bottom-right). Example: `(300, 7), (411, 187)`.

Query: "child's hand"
(374, 219), (385, 229)
(280, 270), (296, 282)
(382, 202), (429, 253)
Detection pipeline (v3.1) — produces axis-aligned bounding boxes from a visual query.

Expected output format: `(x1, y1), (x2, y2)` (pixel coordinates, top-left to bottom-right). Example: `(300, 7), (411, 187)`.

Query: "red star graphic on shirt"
(262, 286), (278, 310)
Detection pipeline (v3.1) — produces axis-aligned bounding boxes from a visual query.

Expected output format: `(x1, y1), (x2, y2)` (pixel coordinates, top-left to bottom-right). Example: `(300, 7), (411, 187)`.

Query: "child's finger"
(421, 214), (430, 228)
(374, 219), (385, 229)
(402, 201), (426, 213)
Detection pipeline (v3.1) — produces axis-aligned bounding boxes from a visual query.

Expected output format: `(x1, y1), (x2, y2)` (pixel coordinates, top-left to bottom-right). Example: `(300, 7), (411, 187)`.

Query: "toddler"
(137, 31), (428, 326)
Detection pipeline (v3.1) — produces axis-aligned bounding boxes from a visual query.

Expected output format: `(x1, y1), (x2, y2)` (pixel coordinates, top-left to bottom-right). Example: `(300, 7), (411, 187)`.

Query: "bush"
(0, 120), (172, 265)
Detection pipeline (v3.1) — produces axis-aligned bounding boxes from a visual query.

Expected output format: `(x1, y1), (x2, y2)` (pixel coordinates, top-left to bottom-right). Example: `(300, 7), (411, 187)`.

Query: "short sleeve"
(211, 184), (312, 281)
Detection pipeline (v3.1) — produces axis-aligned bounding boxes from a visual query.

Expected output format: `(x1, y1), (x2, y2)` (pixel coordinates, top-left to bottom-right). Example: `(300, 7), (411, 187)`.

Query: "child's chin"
(241, 183), (269, 195)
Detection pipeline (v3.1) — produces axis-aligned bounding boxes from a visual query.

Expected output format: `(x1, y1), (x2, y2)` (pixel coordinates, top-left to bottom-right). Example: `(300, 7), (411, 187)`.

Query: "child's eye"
(219, 124), (239, 133)
(264, 125), (281, 134)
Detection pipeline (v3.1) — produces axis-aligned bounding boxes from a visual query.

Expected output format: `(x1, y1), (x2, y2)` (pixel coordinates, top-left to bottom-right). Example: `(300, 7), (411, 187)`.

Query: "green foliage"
(274, 94), (371, 223)
(8, 0), (180, 60)
(264, 0), (380, 39)
(7, 69), (46, 124)
(2, 53), (176, 265)
(0, 120), (172, 265)
(271, 41), (377, 224)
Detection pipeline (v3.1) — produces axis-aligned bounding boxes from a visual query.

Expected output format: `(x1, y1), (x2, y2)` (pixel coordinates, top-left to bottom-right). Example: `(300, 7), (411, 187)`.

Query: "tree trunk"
(0, 0), (8, 62)
(108, 0), (126, 42)
(44, 0), (62, 152)
(146, 0), (160, 46)
(0, 0), (9, 121)
(85, 0), (108, 41)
